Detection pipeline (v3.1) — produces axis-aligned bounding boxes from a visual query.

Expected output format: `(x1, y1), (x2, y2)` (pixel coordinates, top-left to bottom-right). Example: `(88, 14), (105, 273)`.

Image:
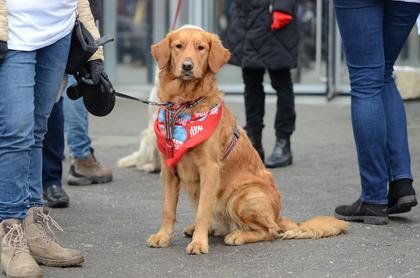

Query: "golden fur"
(147, 28), (348, 254)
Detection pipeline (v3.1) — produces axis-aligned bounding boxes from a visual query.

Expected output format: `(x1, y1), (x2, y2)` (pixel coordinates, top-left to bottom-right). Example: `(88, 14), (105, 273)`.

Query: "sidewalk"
(45, 96), (420, 278)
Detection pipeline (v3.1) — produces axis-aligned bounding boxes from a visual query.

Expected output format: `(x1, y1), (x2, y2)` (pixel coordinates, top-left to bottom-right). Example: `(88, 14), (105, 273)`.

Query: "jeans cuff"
(29, 201), (44, 208)
(392, 175), (413, 182)
(360, 197), (388, 205)
(73, 150), (92, 160)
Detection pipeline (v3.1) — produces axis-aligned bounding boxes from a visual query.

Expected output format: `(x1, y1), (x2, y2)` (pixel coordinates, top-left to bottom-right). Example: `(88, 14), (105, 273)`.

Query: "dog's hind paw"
(224, 230), (246, 245)
(186, 240), (209, 255)
(183, 224), (195, 237)
(147, 233), (171, 248)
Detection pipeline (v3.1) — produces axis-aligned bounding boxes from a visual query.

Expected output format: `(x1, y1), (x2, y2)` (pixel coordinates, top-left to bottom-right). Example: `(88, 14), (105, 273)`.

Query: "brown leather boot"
(67, 154), (113, 185)
(1, 219), (42, 278)
(23, 207), (84, 267)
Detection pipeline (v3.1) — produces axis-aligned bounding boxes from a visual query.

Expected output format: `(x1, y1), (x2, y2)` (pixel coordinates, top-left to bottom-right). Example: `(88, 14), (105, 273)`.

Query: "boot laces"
(35, 210), (63, 244)
(4, 223), (29, 264)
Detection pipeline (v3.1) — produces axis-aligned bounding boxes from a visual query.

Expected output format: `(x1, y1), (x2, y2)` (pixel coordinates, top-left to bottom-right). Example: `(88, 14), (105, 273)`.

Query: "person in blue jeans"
(0, 1), (103, 276)
(42, 77), (113, 208)
(333, 0), (420, 225)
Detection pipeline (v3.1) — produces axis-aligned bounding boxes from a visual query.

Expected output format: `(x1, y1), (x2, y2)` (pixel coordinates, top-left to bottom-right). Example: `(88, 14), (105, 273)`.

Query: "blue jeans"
(0, 34), (71, 221)
(63, 76), (92, 160)
(333, 0), (420, 204)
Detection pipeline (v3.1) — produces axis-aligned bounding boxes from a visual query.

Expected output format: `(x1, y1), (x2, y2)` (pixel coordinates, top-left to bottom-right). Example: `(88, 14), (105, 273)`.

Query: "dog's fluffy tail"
(117, 151), (140, 168)
(278, 216), (348, 239)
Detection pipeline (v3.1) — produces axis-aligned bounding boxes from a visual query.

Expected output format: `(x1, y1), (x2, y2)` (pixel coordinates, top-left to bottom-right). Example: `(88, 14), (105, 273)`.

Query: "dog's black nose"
(182, 61), (194, 71)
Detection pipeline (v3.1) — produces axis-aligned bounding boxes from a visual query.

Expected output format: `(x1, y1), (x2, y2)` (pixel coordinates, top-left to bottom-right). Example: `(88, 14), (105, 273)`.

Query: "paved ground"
(39, 95), (419, 278)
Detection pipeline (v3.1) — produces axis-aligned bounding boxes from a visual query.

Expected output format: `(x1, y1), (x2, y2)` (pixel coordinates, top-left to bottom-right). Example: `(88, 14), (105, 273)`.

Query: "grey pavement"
(41, 96), (419, 278)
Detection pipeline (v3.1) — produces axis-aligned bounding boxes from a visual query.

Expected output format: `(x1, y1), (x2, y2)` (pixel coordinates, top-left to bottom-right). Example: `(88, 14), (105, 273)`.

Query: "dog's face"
(151, 27), (231, 80)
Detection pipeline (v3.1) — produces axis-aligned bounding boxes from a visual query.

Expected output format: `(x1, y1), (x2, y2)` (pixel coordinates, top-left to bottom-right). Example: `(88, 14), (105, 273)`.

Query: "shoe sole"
(2, 271), (42, 278)
(388, 195), (418, 215)
(67, 174), (112, 186)
(32, 255), (84, 267)
(265, 158), (293, 168)
(334, 213), (389, 225)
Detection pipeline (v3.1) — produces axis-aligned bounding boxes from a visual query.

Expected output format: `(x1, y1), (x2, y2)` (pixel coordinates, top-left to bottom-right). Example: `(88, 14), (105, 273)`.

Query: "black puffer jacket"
(224, 0), (298, 70)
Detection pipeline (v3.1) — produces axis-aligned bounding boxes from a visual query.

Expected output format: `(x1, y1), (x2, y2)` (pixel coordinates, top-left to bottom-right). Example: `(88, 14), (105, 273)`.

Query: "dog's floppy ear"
(208, 34), (231, 73)
(151, 36), (171, 70)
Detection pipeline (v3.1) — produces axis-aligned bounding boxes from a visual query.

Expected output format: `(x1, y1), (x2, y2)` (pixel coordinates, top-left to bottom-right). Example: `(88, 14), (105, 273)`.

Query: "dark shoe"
(67, 154), (113, 186)
(43, 185), (69, 208)
(388, 178), (417, 214)
(265, 139), (292, 168)
(244, 127), (265, 161)
(334, 199), (388, 225)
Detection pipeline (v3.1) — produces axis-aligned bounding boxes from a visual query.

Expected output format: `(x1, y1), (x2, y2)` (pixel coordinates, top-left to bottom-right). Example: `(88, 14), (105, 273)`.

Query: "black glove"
(88, 59), (104, 84)
(67, 69), (116, 117)
(0, 41), (7, 64)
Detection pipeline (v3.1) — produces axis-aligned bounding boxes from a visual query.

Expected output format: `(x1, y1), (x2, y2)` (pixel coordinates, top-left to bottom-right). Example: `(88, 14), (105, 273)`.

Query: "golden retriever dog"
(147, 26), (348, 254)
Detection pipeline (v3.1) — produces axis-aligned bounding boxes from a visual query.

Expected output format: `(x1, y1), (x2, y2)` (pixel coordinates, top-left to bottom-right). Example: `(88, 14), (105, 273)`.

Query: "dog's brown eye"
(197, 45), (205, 51)
(175, 44), (183, 49)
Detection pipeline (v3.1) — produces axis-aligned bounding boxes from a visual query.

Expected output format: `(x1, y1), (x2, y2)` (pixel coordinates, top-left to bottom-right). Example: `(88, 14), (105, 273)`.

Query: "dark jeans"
(242, 68), (296, 140)
(334, 0), (420, 204)
(42, 98), (65, 188)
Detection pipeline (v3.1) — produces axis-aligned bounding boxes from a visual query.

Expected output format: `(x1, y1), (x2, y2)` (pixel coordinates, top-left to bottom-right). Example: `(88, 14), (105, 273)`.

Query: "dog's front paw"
(186, 240), (209, 255)
(147, 233), (171, 248)
(224, 230), (246, 245)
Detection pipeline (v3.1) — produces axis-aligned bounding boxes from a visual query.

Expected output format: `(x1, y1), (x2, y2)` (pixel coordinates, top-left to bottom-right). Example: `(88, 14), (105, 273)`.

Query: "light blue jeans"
(63, 76), (92, 160)
(0, 33), (71, 221)
(334, 0), (420, 204)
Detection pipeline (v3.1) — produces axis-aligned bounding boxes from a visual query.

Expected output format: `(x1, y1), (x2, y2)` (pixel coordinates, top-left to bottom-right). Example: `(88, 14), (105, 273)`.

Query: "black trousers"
(242, 68), (296, 140)
(42, 98), (64, 188)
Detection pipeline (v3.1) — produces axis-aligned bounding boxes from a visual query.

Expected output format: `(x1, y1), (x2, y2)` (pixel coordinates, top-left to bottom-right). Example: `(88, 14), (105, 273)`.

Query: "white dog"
(116, 69), (161, 173)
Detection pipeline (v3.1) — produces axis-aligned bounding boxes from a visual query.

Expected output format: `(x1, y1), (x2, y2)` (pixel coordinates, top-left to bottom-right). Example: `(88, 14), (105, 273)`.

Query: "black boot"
(43, 185), (69, 208)
(245, 128), (265, 161)
(335, 199), (388, 225)
(388, 178), (417, 214)
(265, 138), (292, 168)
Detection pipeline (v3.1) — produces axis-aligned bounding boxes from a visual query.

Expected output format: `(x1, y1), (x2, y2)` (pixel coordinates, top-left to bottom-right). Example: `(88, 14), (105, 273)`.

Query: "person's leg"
(0, 50), (36, 221)
(24, 33), (84, 267)
(42, 99), (65, 188)
(42, 98), (69, 208)
(333, 0), (389, 224)
(334, 0), (388, 205)
(382, 1), (420, 213)
(0, 50), (43, 277)
(28, 34), (72, 208)
(382, 2), (419, 181)
(242, 67), (266, 160)
(265, 68), (295, 168)
(63, 79), (113, 186)
(63, 76), (91, 160)
(269, 69), (295, 141)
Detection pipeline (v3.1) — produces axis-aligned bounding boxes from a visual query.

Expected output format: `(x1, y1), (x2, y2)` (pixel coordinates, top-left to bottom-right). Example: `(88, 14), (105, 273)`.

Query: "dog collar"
(154, 102), (223, 168)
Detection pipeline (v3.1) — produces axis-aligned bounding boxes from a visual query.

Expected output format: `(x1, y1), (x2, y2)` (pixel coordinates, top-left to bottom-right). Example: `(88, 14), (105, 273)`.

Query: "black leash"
(113, 91), (170, 107)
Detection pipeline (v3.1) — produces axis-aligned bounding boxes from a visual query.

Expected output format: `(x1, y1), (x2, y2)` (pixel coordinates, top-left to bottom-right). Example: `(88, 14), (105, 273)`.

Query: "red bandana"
(154, 102), (223, 168)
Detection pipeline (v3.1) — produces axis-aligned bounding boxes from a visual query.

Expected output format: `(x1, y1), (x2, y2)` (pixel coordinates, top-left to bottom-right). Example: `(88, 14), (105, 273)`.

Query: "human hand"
(271, 11), (293, 31)
(0, 41), (7, 64)
(88, 59), (104, 84)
